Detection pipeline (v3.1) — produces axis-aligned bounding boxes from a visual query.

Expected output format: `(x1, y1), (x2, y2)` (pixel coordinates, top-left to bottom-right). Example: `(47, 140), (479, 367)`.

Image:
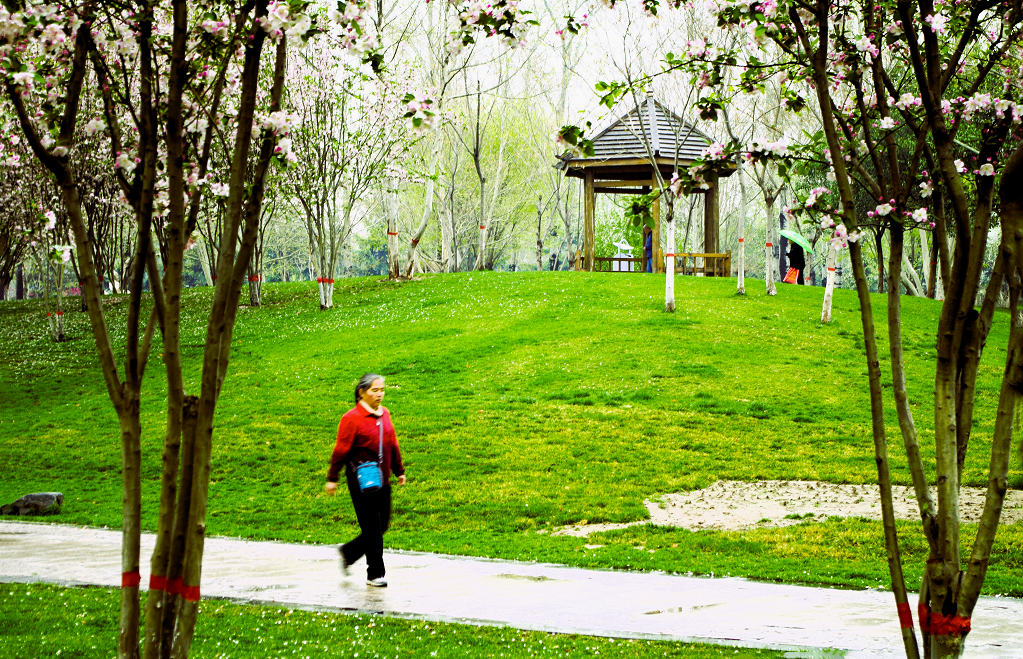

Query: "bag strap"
(376, 417), (384, 465)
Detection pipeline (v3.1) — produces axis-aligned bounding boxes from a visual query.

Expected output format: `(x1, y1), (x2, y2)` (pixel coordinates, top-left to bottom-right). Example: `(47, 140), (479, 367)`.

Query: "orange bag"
(783, 267), (799, 284)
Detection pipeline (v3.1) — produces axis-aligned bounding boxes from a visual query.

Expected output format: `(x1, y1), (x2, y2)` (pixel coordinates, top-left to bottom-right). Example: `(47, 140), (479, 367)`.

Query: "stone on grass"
(1, 492), (63, 516)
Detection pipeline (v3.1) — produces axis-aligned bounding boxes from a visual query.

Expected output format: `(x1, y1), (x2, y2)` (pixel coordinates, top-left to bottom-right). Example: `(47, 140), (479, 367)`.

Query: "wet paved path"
(2, 521), (1022, 657)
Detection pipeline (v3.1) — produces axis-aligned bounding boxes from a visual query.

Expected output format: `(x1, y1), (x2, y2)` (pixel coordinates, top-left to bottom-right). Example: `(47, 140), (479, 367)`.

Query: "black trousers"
(342, 472), (392, 580)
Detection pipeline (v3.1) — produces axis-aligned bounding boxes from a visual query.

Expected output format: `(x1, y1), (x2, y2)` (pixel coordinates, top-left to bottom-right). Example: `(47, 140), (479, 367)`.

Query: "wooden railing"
(592, 256), (643, 272)
(575, 251), (732, 276)
(669, 251), (731, 277)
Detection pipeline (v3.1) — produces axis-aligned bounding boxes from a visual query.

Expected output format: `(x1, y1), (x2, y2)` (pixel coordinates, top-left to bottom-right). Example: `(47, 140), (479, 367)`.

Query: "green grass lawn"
(1, 272), (1021, 601)
(0, 583), (782, 658)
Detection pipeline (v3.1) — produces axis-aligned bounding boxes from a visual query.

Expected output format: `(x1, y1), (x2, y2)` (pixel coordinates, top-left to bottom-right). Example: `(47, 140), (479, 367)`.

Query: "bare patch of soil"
(554, 480), (1023, 537)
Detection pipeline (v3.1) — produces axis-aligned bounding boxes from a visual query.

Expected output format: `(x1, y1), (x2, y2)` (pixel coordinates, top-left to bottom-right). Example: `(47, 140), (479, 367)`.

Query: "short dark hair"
(355, 373), (384, 404)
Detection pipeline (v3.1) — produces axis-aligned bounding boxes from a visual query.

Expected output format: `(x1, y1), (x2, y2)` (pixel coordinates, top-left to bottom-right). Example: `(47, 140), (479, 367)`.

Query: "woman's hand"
(325, 481), (338, 496)
(397, 475), (406, 485)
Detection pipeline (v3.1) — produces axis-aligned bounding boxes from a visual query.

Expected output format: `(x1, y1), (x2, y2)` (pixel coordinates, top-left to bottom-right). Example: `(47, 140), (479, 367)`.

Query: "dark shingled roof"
(557, 96), (715, 177)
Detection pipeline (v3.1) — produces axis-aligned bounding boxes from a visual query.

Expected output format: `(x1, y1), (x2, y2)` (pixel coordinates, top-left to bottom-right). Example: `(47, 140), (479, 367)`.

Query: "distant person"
(326, 373), (406, 587)
(788, 243), (806, 285)
(643, 225), (653, 273)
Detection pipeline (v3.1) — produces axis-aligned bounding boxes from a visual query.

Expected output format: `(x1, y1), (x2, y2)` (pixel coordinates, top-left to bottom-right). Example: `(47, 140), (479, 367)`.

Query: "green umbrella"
(779, 229), (813, 253)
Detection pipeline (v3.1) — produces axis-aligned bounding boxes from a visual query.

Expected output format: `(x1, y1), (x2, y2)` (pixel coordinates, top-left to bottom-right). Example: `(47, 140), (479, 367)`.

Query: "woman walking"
(325, 373), (406, 587)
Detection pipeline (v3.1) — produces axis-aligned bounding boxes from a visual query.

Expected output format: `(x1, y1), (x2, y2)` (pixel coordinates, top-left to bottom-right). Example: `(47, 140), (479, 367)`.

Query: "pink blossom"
(925, 13), (948, 35)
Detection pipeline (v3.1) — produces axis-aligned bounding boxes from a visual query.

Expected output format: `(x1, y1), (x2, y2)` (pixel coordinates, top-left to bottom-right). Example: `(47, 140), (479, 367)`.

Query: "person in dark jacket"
(788, 242), (806, 285)
(326, 373), (405, 587)
(643, 225), (653, 273)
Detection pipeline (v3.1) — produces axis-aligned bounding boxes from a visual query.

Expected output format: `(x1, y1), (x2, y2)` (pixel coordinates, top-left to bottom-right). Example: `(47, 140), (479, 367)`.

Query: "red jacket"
(327, 404), (404, 484)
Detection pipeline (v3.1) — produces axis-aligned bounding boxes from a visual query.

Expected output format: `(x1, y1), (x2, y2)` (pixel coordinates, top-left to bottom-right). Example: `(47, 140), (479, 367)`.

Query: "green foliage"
(624, 192), (657, 228)
(1, 273), (1021, 595)
(0, 583), (780, 657)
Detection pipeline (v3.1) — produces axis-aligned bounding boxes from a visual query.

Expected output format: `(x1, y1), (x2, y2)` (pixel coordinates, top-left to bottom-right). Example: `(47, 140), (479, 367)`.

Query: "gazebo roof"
(556, 96), (728, 181)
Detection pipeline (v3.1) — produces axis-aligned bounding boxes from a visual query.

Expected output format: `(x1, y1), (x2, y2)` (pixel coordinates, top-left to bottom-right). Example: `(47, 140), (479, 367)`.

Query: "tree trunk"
(874, 229), (886, 293)
(902, 250), (924, 296)
(736, 167), (747, 295)
(664, 198), (676, 313)
(764, 198), (777, 296)
(405, 140), (442, 278)
(536, 198), (544, 271)
(821, 243), (837, 323)
(921, 228), (935, 298)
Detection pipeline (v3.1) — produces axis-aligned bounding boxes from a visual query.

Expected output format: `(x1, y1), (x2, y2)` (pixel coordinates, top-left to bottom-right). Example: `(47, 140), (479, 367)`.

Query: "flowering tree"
(0, 1), (321, 655)
(285, 38), (409, 306)
(561, 0), (1023, 654)
(0, 119), (56, 300)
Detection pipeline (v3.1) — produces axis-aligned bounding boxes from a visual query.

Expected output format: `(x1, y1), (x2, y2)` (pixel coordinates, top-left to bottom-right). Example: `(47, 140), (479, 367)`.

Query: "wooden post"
(652, 176), (662, 274)
(704, 172), (720, 257)
(584, 172), (595, 271)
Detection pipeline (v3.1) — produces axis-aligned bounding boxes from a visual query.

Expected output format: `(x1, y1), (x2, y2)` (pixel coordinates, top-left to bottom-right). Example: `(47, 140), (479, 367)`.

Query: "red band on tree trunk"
(167, 577), (183, 595)
(665, 253), (675, 258)
(411, 238), (419, 245)
(737, 238), (744, 242)
(926, 611), (971, 636)
(918, 602), (930, 633)
(387, 231), (398, 236)
(479, 225), (486, 230)
(765, 242), (772, 247)
(181, 584), (201, 602)
(896, 602), (913, 629)
(121, 571), (141, 588)
(149, 575), (168, 591)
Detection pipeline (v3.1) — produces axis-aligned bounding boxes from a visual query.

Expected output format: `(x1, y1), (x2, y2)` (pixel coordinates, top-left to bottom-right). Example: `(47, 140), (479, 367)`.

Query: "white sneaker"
(366, 577), (387, 587)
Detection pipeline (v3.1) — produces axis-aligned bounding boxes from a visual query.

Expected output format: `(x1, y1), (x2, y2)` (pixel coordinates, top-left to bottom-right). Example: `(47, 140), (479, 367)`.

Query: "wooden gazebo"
(556, 95), (735, 274)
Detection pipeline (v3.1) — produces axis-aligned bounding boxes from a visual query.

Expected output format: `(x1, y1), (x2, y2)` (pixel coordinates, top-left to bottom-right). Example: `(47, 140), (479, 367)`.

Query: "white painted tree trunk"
(735, 164), (748, 294)
(821, 243), (838, 323)
(405, 140), (442, 277)
(765, 202), (777, 296)
(918, 228), (931, 295)
(440, 193), (453, 272)
(380, 179), (400, 279)
(197, 244), (214, 286)
(316, 280), (335, 309)
(665, 214), (676, 313)
(933, 232), (946, 301)
(476, 222), (487, 270)
(902, 250), (924, 296)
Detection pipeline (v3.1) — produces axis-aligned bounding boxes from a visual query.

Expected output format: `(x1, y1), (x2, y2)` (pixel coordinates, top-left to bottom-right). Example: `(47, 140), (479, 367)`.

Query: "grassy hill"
(2, 271), (1021, 595)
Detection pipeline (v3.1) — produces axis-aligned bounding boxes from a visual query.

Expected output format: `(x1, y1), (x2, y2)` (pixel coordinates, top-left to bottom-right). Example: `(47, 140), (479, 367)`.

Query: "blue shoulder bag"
(354, 419), (383, 493)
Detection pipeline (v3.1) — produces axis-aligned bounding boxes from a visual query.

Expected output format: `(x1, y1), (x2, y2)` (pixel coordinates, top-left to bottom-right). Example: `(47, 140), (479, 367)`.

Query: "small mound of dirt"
(554, 480), (1023, 537)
